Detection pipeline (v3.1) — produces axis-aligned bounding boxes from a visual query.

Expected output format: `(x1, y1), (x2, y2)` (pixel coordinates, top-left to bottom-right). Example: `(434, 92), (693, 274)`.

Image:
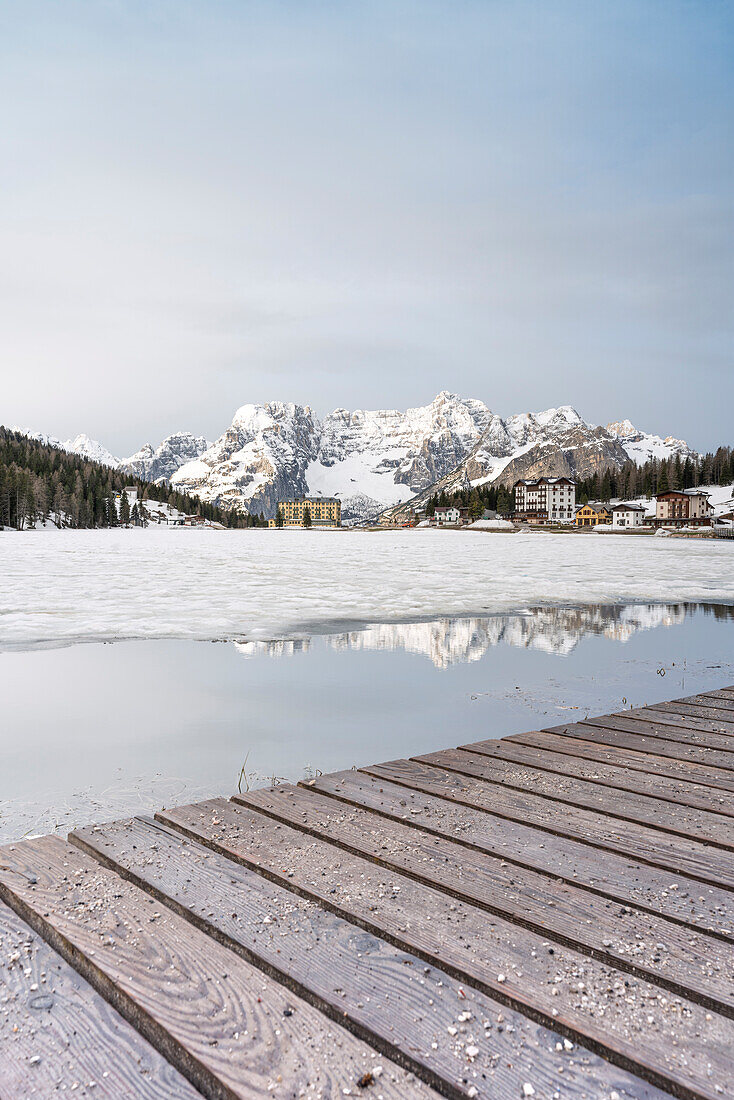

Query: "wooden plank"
(416, 746), (734, 846)
(188, 796), (734, 1100)
(70, 815), (662, 1100)
(595, 712), (734, 749)
(0, 836), (438, 1100)
(242, 778), (734, 1014)
(677, 693), (734, 714)
(637, 704), (734, 730)
(504, 729), (734, 794)
(458, 735), (734, 817)
(664, 698), (734, 719)
(167, 795), (730, 1100)
(358, 758), (734, 889)
(307, 767), (734, 941)
(542, 719), (734, 772)
(0, 899), (202, 1100)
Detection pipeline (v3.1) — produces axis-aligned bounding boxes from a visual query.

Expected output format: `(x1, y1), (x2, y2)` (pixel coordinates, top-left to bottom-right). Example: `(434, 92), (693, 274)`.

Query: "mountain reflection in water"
(235, 603), (734, 669)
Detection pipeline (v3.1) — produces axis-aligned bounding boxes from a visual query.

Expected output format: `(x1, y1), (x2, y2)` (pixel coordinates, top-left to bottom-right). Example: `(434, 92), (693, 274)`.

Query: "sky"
(1, 0), (732, 455)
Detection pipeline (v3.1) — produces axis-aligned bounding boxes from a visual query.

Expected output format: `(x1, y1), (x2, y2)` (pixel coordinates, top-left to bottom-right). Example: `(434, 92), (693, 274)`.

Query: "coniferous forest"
(0, 428), (266, 530)
(425, 445), (734, 519)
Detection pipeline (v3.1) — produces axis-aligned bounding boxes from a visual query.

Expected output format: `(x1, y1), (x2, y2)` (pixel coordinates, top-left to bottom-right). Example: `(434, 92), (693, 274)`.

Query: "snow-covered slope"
(171, 402), (321, 516)
(12, 397), (699, 521)
(172, 392), (494, 521)
(64, 433), (121, 468)
(606, 420), (694, 464)
(123, 433), (210, 483)
(12, 428), (121, 468)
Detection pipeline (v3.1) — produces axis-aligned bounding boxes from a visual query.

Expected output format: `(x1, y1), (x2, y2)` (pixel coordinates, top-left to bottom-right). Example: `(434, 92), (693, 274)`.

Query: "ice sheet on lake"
(1, 528), (733, 651)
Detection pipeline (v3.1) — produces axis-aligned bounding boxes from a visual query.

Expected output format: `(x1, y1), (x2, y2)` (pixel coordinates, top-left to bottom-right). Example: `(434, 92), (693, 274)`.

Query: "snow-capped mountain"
(12, 428), (121, 468)
(171, 393), (494, 520)
(12, 396), (697, 521)
(605, 420), (694, 464)
(169, 393), (698, 522)
(123, 433), (210, 483)
(64, 433), (121, 468)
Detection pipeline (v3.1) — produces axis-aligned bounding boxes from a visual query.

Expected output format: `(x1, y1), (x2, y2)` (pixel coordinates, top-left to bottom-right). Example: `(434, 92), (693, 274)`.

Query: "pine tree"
(303, 504), (312, 528)
(657, 462), (670, 494)
(119, 490), (131, 526)
(276, 506), (284, 528)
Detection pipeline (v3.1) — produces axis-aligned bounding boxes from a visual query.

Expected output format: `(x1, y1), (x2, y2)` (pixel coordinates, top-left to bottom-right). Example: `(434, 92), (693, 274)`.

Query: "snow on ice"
(1, 527), (733, 652)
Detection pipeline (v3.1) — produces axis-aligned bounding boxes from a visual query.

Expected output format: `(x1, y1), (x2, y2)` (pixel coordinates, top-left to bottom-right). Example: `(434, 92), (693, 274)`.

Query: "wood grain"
(228, 775), (734, 1015)
(677, 693), (734, 714)
(288, 765), (734, 938)
(165, 795), (731, 1100)
(415, 746), (734, 845)
(358, 757), (734, 888)
(631, 705), (734, 732)
(655, 701), (734, 722)
(583, 714), (734, 753)
(543, 719), (734, 771)
(503, 729), (734, 794)
(0, 836), (438, 1100)
(71, 813), (527, 1099)
(0, 900), (202, 1100)
(458, 734), (734, 816)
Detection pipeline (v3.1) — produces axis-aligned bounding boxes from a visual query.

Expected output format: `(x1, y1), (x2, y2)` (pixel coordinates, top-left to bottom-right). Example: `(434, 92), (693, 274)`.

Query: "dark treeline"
(0, 428), (264, 530)
(425, 445), (734, 518)
(425, 482), (514, 520)
(575, 446), (733, 505)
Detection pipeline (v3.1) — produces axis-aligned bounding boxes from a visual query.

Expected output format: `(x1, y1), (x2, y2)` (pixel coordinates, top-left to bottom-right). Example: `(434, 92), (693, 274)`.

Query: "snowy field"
(2, 527), (733, 651)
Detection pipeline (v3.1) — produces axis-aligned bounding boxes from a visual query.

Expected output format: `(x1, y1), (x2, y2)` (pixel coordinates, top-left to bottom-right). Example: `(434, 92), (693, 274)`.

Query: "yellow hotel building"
(269, 497), (342, 527)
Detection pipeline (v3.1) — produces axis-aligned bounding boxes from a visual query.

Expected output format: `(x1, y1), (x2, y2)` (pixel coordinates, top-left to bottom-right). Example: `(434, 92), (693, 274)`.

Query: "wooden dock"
(2, 687), (734, 1099)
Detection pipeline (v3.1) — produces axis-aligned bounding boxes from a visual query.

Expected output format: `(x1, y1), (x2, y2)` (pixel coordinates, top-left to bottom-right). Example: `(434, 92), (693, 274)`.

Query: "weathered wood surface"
(620, 707), (734, 736)
(543, 718), (734, 771)
(682, 691), (734, 713)
(652, 701), (734, 723)
(3, 684), (734, 1100)
(70, 815), (661, 1100)
(459, 734), (734, 816)
(414, 746), (734, 845)
(579, 714), (734, 753)
(163, 797), (727, 1100)
(503, 729), (734, 794)
(226, 780), (734, 1015)
(0, 836), (437, 1100)
(356, 758), (734, 887)
(673, 690), (734, 717)
(0, 900), (201, 1100)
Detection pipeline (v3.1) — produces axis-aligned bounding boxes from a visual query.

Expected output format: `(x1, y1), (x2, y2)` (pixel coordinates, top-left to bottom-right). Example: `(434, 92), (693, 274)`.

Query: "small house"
(434, 506), (469, 526)
(611, 503), (647, 529)
(574, 502), (612, 527)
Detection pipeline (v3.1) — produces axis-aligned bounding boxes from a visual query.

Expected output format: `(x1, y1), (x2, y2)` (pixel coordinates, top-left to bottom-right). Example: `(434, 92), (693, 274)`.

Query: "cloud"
(0, 0), (732, 453)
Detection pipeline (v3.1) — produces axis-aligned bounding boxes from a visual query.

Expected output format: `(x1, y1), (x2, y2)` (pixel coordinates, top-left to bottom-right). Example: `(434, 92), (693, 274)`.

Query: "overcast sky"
(1, 1), (732, 455)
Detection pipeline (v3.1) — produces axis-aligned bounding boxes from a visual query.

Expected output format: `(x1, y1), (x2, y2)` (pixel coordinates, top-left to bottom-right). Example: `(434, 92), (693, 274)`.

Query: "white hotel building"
(514, 477), (576, 524)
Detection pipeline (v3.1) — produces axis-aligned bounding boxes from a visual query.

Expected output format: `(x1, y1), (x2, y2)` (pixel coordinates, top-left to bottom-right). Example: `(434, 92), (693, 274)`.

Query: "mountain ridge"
(14, 393), (697, 522)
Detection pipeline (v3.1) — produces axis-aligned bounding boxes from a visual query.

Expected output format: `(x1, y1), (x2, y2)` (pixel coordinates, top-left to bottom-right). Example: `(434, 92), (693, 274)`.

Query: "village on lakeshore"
(264, 477), (734, 538)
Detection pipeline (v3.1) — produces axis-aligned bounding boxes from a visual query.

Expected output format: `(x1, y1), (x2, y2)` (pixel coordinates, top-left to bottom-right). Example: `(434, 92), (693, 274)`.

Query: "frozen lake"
(1, 600), (733, 843)
(2, 527), (734, 650)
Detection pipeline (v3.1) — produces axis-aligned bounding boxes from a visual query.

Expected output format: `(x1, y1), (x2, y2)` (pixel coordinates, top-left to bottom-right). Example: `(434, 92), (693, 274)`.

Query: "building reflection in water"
(234, 602), (734, 670)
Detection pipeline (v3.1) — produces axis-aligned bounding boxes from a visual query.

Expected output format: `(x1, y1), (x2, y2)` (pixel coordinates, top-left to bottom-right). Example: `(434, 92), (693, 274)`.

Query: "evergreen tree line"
(575, 446), (734, 505)
(0, 428), (265, 530)
(425, 482), (513, 520)
(425, 444), (734, 518)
